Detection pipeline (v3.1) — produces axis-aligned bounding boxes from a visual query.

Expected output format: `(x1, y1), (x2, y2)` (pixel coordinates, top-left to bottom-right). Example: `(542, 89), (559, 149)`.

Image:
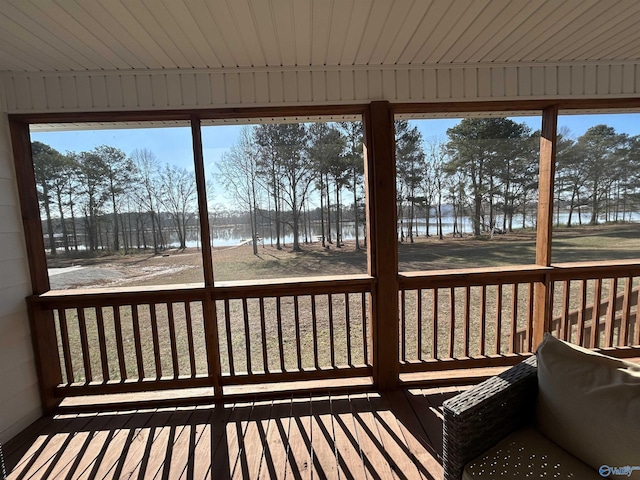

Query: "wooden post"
(10, 118), (62, 413)
(191, 116), (222, 396)
(533, 105), (558, 349)
(364, 101), (399, 389)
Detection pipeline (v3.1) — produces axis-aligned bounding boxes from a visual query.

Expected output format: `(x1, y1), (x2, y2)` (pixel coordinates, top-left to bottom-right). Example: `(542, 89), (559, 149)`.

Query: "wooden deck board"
(4, 388), (458, 480)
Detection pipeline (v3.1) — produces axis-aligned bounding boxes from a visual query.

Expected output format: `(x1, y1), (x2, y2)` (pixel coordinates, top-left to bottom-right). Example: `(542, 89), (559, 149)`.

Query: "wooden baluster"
(276, 297), (285, 372)
(550, 281), (557, 337)
(591, 279), (603, 349)
(224, 299), (235, 376)
(149, 303), (162, 379)
(416, 289), (423, 361)
(527, 283), (534, 352)
(432, 289), (438, 359)
(400, 290), (406, 361)
(328, 293), (336, 367)
(480, 285), (487, 356)
(311, 294), (319, 370)
(345, 293), (352, 367)
(510, 284), (518, 354)
(605, 278), (617, 348)
(448, 287), (455, 358)
(131, 304), (144, 379)
(77, 307), (92, 383)
(112, 306), (126, 380)
(463, 286), (470, 358)
(361, 292), (368, 365)
(495, 285), (503, 355)
(577, 280), (587, 347)
(294, 296), (302, 371)
(561, 280), (571, 341)
(242, 298), (252, 374)
(620, 277), (633, 347)
(57, 309), (74, 384)
(95, 307), (110, 382)
(167, 302), (179, 379)
(634, 279), (640, 347)
(259, 297), (268, 373)
(184, 302), (196, 377)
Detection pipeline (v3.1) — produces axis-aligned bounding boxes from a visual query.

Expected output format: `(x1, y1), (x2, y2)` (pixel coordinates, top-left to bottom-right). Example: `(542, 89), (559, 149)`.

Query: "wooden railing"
(30, 275), (374, 398)
(546, 261), (640, 351)
(29, 261), (640, 401)
(214, 277), (373, 386)
(398, 260), (640, 373)
(398, 266), (547, 371)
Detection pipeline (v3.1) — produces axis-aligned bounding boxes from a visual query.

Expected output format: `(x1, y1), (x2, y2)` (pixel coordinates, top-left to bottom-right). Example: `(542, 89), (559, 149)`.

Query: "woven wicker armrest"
(442, 355), (538, 480)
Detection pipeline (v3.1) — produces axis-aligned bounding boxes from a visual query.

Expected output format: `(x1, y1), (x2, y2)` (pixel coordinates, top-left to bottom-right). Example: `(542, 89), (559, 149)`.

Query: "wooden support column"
(533, 105), (558, 349)
(191, 115), (222, 396)
(10, 118), (62, 413)
(364, 101), (399, 389)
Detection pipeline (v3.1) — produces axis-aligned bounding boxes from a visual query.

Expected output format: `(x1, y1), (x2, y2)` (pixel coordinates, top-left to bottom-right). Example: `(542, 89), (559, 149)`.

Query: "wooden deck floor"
(4, 387), (462, 480)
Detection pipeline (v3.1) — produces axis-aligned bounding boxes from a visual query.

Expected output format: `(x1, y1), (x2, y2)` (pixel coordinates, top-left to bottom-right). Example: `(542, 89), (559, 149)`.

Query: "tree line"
(32, 118), (639, 258)
(32, 142), (198, 256)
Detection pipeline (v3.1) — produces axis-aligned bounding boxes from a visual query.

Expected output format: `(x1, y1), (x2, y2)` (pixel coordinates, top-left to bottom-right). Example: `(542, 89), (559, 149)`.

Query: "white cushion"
(536, 334), (640, 470)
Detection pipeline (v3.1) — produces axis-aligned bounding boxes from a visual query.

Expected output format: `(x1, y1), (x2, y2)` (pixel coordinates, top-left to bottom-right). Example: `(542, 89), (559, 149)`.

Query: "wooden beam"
(533, 105), (558, 349)
(10, 118), (62, 413)
(191, 115), (214, 287)
(364, 101), (399, 389)
(191, 116), (222, 396)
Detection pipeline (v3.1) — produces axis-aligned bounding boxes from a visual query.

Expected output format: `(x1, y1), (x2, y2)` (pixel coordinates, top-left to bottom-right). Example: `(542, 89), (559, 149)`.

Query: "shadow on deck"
(4, 387), (464, 479)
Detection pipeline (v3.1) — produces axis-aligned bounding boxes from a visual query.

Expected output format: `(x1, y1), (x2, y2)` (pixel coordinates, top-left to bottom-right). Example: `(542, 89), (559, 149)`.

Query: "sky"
(31, 113), (640, 205)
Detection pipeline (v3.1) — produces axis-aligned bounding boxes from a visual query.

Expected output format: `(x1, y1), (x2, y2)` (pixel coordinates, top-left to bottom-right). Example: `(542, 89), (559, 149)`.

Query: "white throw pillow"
(536, 334), (640, 471)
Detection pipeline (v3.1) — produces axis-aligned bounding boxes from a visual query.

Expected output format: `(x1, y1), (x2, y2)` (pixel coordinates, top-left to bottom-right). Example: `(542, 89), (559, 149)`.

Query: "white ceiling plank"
(99, 0), (175, 69)
(0, 8), (86, 71)
(54, 0), (146, 69)
(542, 4), (640, 61)
(162, 0), (222, 68)
(227, 0), (267, 67)
(383, 0), (432, 65)
(185, 0), (243, 67)
(0, 49), (41, 72)
(464, 1), (544, 63)
(206, 0), (254, 68)
(496, 0), (600, 62)
(583, 23), (640, 61)
(355, 0), (396, 65)
(324, 0), (354, 66)
(310, 0), (332, 66)
(123, 0), (196, 68)
(396, 0), (451, 65)
(3, 0), (107, 71)
(421, 0), (493, 64)
(368, 0), (416, 65)
(4, 0), (107, 70)
(340, 0), (372, 66)
(443, 0), (522, 63)
(249, 0), (281, 66)
(292, 0), (312, 66)
(270, 0), (296, 66)
(140, 0), (208, 67)
(515, 1), (619, 62)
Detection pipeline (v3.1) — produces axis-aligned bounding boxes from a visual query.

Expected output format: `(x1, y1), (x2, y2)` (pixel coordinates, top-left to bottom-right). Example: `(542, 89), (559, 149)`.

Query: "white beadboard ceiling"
(1, 0), (640, 73)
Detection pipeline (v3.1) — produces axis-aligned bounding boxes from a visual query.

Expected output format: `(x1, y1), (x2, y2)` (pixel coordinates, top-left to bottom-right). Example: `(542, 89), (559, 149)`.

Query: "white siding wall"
(1, 62), (639, 113)
(0, 108), (41, 443)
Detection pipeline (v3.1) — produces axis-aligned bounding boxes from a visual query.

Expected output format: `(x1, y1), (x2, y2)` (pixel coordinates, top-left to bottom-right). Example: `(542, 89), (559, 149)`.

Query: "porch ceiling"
(1, 0), (639, 74)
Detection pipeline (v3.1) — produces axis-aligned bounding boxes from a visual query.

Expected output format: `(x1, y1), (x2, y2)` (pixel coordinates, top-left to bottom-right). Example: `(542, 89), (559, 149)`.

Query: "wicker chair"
(442, 355), (538, 480)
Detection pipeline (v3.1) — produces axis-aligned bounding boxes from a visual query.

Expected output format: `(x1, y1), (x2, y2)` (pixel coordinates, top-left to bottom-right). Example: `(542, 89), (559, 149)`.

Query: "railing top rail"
(30, 274), (375, 308)
(214, 274), (374, 298)
(399, 264), (551, 289)
(550, 259), (640, 280)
